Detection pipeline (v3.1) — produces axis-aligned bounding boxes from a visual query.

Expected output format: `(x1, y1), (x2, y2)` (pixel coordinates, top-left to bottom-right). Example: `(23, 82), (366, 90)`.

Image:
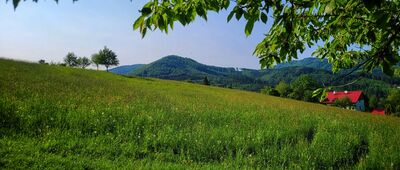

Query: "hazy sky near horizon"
(0, 0), (313, 69)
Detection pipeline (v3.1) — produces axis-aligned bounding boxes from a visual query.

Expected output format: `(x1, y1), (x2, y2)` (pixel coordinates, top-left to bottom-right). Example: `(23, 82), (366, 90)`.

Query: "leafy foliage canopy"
(132, 0), (400, 77)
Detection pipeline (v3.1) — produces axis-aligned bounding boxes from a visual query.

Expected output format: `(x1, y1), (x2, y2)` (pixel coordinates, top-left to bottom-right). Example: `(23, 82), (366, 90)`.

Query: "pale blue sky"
(0, 0), (313, 69)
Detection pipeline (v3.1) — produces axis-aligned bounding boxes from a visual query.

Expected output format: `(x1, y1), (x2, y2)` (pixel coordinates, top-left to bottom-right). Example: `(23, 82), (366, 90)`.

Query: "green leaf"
(324, 1), (335, 14)
(13, 0), (20, 10)
(141, 7), (152, 16)
(141, 2), (153, 16)
(261, 13), (268, 23)
(196, 5), (205, 17)
(313, 88), (329, 102)
(227, 10), (235, 22)
(318, 4), (326, 14)
(223, 0), (230, 9)
(133, 16), (144, 30)
(245, 20), (254, 36)
(141, 27), (147, 38)
(273, 55), (281, 63)
(235, 8), (243, 20)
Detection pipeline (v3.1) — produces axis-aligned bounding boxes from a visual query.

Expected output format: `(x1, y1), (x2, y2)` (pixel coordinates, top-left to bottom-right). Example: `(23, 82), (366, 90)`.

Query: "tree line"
(39, 46), (119, 72)
(261, 75), (321, 103)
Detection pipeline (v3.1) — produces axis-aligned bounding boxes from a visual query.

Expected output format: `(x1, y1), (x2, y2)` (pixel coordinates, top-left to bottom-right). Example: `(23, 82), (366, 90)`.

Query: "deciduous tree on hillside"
(64, 52), (78, 67)
(77, 56), (91, 69)
(91, 53), (101, 70)
(289, 75), (321, 102)
(98, 46), (119, 72)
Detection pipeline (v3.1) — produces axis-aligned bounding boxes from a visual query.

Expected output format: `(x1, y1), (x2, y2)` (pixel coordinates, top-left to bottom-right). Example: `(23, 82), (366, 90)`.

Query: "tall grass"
(0, 59), (399, 169)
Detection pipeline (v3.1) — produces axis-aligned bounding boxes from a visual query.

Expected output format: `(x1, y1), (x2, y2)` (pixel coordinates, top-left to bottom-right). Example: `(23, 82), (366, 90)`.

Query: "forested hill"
(130, 55), (241, 78)
(111, 56), (400, 95)
(121, 55), (267, 91)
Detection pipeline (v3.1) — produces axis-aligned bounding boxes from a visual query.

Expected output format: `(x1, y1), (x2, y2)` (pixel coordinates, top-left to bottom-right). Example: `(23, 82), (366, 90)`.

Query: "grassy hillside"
(1, 59), (400, 169)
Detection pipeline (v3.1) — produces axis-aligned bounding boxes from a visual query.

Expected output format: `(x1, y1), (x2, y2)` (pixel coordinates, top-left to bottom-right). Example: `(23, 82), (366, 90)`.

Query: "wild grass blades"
(0, 59), (399, 169)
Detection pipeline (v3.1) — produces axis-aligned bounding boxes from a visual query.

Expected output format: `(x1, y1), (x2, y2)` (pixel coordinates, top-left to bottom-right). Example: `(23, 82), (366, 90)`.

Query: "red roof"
(371, 109), (385, 115)
(325, 91), (363, 104)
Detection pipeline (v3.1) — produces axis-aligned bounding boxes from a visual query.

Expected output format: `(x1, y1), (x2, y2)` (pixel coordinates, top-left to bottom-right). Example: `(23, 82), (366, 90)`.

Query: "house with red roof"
(325, 91), (367, 111)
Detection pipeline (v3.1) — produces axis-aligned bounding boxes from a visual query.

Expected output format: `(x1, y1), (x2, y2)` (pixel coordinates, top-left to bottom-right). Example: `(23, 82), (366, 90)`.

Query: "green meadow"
(1, 59), (399, 169)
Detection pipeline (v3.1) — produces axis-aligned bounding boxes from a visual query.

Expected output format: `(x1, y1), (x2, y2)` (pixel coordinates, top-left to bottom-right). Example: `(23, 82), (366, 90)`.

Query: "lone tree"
(98, 46), (119, 72)
(64, 52), (78, 67)
(91, 53), (101, 70)
(77, 56), (91, 69)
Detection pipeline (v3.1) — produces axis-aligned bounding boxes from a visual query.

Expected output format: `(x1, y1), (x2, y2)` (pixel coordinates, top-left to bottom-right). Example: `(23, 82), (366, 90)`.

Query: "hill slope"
(131, 55), (239, 78)
(109, 64), (145, 75)
(1, 59), (399, 169)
